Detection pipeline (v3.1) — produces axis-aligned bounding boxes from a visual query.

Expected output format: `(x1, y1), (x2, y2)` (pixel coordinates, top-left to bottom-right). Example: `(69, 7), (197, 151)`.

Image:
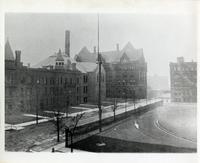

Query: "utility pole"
(97, 13), (102, 133)
(36, 80), (39, 124)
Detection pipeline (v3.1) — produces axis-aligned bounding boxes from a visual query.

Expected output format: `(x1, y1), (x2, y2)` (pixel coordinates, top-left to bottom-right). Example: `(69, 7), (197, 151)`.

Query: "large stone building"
(75, 42), (147, 100)
(5, 30), (106, 115)
(33, 30), (106, 104)
(170, 57), (197, 103)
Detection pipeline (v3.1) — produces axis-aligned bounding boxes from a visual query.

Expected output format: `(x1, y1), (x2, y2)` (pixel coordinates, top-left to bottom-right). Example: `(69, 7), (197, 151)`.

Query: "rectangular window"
(65, 78), (68, 84)
(83, 75), (88, 83)
(84, 97), (87, 103)
(60, 77), (63, 85)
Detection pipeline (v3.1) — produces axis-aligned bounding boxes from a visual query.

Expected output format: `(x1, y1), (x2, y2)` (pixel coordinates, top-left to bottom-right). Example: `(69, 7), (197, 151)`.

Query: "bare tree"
(112, 98), (117, 121)
(64, 113), (85, 152)
(52, 111), (65, 142)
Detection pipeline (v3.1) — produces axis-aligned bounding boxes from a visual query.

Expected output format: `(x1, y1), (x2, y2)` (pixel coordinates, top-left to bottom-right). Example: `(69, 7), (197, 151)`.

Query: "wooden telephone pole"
(97, 14), (102, 132)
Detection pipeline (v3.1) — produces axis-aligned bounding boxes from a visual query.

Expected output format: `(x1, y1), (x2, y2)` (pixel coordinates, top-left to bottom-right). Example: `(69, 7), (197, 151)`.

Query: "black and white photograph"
(4, 12), (197, 154)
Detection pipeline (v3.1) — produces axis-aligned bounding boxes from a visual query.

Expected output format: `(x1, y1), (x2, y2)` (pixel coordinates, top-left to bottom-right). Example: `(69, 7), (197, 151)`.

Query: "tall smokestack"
(65, 30), (70, 57)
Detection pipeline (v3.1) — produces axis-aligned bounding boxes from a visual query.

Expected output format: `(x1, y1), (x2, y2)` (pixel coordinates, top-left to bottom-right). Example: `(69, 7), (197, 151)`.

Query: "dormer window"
(55, 49), (64, 69)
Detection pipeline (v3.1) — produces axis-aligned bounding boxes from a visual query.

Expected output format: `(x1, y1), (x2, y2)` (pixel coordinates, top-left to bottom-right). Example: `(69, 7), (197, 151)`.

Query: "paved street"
(72, 102), (196, 152)
(6, 100), (196, 152)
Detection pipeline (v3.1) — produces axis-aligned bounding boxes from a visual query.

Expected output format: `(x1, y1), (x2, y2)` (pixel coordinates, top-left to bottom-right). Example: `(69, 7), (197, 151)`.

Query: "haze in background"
(5, 13), (196, 78)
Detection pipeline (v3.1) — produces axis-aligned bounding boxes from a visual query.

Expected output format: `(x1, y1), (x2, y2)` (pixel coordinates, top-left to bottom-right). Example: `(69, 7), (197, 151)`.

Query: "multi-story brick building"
(33, 31), (106, 104)
(5, 41), (83, 115)
(170, 57), (197, 103)
(74, 42), (147, 99)
(5, 30), (106, 115)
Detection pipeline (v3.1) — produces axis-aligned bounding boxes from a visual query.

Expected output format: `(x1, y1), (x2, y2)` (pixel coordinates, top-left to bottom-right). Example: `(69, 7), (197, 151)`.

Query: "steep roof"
(76, 62), (98, 73)
(5, 40), (15, 61)
(32, 51), (75, 68)
(75, 42), (144, 63)
(75, 46), (97, 63)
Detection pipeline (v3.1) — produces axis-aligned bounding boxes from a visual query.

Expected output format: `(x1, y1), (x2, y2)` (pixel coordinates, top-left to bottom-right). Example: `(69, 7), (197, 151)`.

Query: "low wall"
(74, 100), (163, 135)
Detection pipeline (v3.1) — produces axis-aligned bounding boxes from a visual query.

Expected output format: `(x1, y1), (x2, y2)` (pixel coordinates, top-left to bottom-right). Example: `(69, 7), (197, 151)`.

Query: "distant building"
(170, 57), (197, 103)
(147, 75), (169, 91)
(75, 42), (147, 99)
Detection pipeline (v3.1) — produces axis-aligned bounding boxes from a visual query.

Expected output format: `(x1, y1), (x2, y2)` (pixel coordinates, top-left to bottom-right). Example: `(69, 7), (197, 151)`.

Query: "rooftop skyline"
(5, 13), (196, 77)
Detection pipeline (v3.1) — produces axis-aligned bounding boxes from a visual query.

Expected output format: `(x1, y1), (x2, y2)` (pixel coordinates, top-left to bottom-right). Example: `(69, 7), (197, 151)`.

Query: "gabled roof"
(75, 46), (97, 63)
(76, 62), (98, 73)
(75, 42), (145, 63)
(120, 52), (130, 63)
(32, 51), (75, 68)
(5, 40), (15, 61)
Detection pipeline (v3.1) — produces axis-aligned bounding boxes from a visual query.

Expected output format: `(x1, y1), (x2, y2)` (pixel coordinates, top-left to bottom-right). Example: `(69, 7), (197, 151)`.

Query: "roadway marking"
(154, 120), (196, 144)
(134, 120), (139, 129)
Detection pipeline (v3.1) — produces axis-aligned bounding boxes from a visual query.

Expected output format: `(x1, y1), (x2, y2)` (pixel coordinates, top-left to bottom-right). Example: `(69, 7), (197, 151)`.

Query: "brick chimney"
(116, 43), (119, 51)
(65, 30), (70, 57)
(15, 50), (21, 67)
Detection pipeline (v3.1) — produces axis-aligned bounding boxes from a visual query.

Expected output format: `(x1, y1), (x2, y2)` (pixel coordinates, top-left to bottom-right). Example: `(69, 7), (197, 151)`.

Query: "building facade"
(5, 41), (84, 115)
(33, 30), (106, 104)
(76, 62), (106, 103)
(75, 42), (147, 100)
(170, 57), (197, 103)
(5, 30), (106, 115)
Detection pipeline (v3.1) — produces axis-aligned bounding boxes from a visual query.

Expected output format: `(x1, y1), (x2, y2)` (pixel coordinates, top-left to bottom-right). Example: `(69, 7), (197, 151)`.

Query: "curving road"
(101, 102), (197, 150)
(134, 103), (196, 149)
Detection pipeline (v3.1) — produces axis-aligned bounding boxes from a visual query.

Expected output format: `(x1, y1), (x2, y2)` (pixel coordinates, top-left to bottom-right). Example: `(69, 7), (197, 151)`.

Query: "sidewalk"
(28, 99), (162, 152)
(5, 99), (161, 131)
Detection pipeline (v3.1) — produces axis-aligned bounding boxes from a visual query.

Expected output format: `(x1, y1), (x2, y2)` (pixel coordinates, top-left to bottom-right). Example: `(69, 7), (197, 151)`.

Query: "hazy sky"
(5, 13), (196, 77)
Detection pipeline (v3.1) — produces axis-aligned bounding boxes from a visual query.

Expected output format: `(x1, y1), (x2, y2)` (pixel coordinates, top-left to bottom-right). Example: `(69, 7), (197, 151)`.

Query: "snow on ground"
(157, 103), (197, 142)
